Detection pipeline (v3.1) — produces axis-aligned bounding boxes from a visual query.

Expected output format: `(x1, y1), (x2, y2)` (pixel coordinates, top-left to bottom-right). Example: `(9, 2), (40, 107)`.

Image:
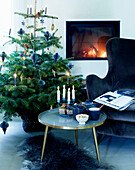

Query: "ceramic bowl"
(76, 114), (89, 124)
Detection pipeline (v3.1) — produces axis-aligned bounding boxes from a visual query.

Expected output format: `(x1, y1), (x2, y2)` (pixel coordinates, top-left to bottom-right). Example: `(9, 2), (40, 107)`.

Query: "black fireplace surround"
(66, 20), (120, 60)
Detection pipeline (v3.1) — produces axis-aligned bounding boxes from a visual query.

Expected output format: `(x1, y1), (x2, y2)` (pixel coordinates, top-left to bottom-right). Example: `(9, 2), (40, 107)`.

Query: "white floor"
(1, 117), (135, 170)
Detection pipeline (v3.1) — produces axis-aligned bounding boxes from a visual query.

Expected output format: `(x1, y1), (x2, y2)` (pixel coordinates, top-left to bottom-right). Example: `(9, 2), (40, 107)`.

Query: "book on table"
(93, 90), (135, 111)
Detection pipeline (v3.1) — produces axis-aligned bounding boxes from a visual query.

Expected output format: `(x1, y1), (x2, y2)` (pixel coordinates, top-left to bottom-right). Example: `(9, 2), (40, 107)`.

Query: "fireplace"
(66, 20), (120, 60)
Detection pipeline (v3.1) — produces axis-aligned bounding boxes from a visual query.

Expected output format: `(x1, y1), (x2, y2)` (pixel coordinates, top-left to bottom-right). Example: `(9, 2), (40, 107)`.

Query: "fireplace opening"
(66, 21), (120, 60)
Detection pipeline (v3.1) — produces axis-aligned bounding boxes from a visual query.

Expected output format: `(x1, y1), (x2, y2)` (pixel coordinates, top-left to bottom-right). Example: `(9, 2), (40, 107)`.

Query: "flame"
(88, 49), (96, 56)
(101, 52), (107, 58)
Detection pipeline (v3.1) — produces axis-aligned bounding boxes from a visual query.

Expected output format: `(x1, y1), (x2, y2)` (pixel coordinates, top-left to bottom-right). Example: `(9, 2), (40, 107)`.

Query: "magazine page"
(94, 91), (135, 111)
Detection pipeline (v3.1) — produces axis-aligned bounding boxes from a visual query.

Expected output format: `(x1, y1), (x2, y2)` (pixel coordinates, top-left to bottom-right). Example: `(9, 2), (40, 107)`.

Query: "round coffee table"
(38, 108), (107, 162)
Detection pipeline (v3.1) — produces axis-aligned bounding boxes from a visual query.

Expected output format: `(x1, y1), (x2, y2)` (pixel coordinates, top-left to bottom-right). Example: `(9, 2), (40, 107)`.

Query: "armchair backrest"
(106, 38), (135, 79)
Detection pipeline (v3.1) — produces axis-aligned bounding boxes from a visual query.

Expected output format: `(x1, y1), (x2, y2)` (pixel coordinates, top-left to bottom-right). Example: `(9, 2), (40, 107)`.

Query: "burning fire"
(88, 49), (96, 56)
(83, 48), (97, 58)
(100, 52), (107, 58)
(82, 48), (107, 58)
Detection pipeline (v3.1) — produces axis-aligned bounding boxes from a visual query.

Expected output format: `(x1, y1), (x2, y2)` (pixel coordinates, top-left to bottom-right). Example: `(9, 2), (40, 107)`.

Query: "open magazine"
(93, 90), (135, 111)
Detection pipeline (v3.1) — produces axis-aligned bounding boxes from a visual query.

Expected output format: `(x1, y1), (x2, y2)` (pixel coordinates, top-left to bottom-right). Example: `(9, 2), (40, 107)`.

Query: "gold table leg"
(75, 130), (78, 146)
(41, 125), (48, 162)
(92, 127), (100, 162)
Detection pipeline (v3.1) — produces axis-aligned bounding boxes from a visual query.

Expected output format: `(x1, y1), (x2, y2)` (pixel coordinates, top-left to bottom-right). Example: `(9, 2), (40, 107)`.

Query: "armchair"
(86, 37), (135, 138)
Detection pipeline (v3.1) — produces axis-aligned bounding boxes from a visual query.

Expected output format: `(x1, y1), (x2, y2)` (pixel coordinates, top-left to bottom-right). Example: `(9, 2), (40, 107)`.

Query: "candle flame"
(13, 73), (17, 78)
(66, 72), (70, 76)
(23, 56), (26, 60)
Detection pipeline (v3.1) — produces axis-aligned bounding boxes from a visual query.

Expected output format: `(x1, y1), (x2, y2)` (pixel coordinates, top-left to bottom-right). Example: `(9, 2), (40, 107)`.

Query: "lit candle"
(30, 5), (32, 14)
(23, 56), (26, 66)
(57, 86), (60, 104)
(63, 85), (66, 101)
(45, 5), (47, 14)
(66, 72), (70, 84)
(67, 88), (70, 105)
(27, 5), (29, 14)
(72, 85), (75, 102)
(13, 73), (17, 86)
(20, 74), (23, 82)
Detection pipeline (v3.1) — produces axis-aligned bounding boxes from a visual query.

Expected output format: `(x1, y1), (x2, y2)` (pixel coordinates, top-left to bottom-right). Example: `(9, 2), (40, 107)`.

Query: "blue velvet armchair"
(86, 37), (135, 138)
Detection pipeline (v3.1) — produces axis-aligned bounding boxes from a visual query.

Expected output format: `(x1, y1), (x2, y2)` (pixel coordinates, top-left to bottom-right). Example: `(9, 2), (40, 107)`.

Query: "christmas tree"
(0, 0), (86, 132)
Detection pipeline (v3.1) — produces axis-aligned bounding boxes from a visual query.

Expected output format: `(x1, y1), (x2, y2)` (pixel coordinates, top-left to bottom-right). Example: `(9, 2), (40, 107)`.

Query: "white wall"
(11, 0), (135, 78)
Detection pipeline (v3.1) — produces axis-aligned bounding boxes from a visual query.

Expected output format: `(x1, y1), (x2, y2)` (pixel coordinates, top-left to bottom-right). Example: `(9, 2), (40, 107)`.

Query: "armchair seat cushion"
(103, 105), (135, 122)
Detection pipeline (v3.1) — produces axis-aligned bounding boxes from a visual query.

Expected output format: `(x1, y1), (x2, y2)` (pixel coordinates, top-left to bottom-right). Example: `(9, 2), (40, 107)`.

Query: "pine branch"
(14, 11), (58, 19)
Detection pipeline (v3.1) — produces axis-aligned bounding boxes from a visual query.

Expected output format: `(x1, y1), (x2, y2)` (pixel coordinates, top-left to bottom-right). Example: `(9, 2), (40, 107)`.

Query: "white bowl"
(76, 114), (89, 125)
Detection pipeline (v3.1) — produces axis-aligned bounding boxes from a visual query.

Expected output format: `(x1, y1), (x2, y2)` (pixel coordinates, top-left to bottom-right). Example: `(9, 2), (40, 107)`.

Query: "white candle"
(57, 86), (60, 103)
(67, 88), (70, 104)
(30, 5), (32, 14)
(72, 85), (75, 102)
(13, 73), (17, 86)
(23, 56), (26, 66)
(45, 5), (47, 14)
(27, 5), (29, 14)
(63, 85), (66, 101)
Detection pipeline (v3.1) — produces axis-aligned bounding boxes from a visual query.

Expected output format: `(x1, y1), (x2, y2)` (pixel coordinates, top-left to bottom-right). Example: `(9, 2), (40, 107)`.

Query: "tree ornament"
(53, 44), (56, 53)
(36, 21), (38, 28)
(17, 28), (25, 35)
(0, 52), (6, 71)
(40, 18), (44, 24)
(1, 52), (6, 62)
(53, 53), (60, 63)
(22, 21), (25, 26)
(20, 52), (24, 58)
(39, 79), (45, 88)
(44, 31), (51, 41)
(23, 43), (31, 54)
(52, 69), (56, 77)
(68, 63), (74, 69)
(36, 12), (40, 19)
(51, 23), (55, 31)
(30, 53), (38, 66)
(0, 121), (9, 134)
(26, 51), (30, 56)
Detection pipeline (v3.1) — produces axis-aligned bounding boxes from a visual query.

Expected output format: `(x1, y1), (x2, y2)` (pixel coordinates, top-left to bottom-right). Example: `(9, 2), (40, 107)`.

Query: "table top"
(38, 108), (107, 130)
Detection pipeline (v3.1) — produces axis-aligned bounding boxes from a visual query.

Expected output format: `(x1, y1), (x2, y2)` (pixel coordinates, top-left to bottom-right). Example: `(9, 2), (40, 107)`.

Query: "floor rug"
(18, 133), (114, 170)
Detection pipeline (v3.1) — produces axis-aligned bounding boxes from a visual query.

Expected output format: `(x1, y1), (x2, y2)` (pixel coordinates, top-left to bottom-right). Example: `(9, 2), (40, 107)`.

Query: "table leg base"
(41, 126), (48, 162)
(92, 127), (100, 162)
(75, 130), (78, 146)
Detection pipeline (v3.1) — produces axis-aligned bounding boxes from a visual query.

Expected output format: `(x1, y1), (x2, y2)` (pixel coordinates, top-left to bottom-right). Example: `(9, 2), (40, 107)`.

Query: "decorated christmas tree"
(0, 0), (86, 132)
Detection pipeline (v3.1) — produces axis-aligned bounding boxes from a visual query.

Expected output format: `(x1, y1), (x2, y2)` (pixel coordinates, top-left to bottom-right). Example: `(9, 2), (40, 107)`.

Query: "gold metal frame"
(38, 115), (106, 130)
